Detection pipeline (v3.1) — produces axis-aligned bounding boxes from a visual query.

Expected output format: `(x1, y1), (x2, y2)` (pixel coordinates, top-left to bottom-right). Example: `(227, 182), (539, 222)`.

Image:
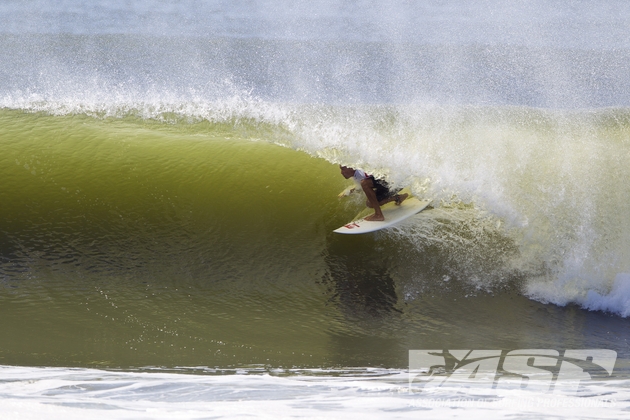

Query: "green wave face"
(2, 108), (630, 370)
(1, 110), (425, 369)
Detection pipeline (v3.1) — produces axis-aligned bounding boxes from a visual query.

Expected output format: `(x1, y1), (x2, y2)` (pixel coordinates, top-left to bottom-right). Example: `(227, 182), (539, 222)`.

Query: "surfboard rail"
(333, 196), (431, 234)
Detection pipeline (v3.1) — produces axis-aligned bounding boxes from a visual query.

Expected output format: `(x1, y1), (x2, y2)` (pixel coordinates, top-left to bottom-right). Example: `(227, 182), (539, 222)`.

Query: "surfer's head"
(340, 165), (355, 179)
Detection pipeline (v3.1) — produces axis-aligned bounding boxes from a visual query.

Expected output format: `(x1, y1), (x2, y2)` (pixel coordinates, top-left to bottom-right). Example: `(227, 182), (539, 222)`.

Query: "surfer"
(339, 166), (408, 221)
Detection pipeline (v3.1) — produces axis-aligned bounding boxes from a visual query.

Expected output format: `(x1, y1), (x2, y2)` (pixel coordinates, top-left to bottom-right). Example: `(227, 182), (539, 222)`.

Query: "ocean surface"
(1, 1), (630, 418)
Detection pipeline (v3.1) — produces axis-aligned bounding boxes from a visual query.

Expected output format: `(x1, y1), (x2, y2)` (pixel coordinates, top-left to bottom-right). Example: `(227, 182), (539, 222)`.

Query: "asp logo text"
(409, 349), (617, 394)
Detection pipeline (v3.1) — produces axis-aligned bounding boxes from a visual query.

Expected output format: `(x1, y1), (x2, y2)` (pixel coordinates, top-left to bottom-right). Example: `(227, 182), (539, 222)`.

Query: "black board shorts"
(370, 177), (400, 202)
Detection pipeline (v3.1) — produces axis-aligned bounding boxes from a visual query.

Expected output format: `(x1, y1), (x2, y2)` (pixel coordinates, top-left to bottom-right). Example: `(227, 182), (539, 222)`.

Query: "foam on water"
(0, 365), (627, 420)
(571, 273), (630, 318)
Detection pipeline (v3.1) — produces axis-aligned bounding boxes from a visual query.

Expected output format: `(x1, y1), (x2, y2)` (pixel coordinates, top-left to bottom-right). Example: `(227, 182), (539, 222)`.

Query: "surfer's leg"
(372, 181), (407, 206)
(360, 178), (385, 221)
(373, 181), (409, 207)
(378, 193), (409, 206)
(395, 193), (408, 205)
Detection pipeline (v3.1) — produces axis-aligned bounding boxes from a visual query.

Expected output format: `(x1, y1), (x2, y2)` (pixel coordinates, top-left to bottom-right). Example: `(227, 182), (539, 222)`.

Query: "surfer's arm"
(338, 186), (356, 197)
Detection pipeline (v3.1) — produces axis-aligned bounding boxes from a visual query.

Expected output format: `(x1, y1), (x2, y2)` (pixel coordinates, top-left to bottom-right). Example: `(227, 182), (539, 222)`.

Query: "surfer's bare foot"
(365, 213), (385, 222)
(394, 193), (408, 205)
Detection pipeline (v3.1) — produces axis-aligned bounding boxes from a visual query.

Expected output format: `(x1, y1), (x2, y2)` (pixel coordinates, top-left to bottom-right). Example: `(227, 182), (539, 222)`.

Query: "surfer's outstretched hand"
(338, 187), (355, 198)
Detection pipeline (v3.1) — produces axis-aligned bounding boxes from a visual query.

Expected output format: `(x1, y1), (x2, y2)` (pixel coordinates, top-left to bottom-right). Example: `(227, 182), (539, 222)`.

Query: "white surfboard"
(333, 196), (431, 234)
